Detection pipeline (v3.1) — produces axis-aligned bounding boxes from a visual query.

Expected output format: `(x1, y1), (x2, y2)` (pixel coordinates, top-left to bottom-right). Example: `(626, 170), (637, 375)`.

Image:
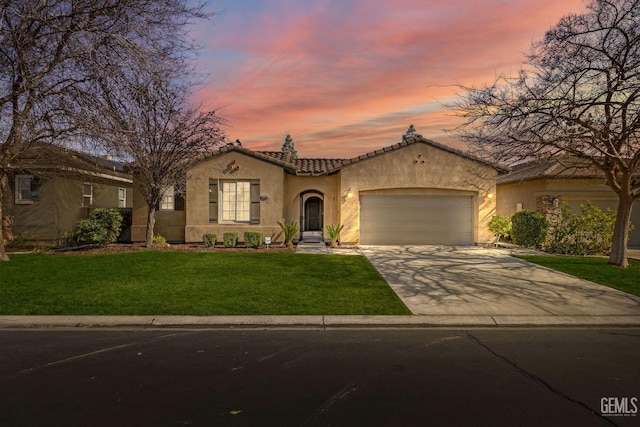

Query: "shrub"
(223, 232), (238, 248)
(71, 208), (123, 245)
(277, 219), (299, 248)
(511, 210), (549, 249)
(488, 215), (512, 241)
(72, 218), (109, 245)
(90, 208), (123, 243)
(547, 201), (619, 255)
(326, 223), (344, 248)
(203, 233), (217, 248)
(152, 234), (167, 245)
(244, 231), (264, 249)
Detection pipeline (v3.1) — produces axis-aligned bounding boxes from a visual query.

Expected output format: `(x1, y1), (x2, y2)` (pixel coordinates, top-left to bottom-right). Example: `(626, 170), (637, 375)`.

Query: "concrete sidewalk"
(2, 314), (640, 328)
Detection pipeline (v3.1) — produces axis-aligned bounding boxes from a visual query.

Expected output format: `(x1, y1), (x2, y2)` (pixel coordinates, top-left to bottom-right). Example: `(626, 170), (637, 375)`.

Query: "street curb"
(1, 315), (640, 329)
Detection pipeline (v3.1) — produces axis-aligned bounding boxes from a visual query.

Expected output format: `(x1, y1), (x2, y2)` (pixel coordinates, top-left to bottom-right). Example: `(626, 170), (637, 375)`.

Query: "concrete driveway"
(361, 246), (640, 322)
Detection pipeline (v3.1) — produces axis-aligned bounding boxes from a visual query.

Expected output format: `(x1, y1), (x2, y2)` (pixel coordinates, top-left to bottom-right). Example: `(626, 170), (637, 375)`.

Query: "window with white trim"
(221, 181), (251, 222)
(118, 188), (127, 208)
(160, 186), (175, 211)
(15, 175), (34, 204)
(82, 183), (93, 207)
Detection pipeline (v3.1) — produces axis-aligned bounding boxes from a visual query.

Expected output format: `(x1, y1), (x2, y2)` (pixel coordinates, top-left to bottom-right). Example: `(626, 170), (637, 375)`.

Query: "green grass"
(516, 255), (640, 297)
(0, 252), (410, 315)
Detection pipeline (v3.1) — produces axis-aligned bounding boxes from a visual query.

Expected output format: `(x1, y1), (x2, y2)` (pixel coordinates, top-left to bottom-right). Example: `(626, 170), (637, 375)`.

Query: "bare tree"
(90, 75), (226, 246)
(453, 0), (640, 267)
(0, 1), (212, 261)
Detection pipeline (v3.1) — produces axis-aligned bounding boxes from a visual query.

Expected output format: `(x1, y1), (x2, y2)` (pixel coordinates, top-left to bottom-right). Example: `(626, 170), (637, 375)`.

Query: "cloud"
(194, 0), (586, 157)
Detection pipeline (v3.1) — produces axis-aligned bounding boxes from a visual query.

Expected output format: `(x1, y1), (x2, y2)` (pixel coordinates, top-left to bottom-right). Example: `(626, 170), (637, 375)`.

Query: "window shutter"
(250, 180), (260, 224)
(175, 193), (185, 211)
(209, 179), (218, 223)
(30, 177), (41, 201)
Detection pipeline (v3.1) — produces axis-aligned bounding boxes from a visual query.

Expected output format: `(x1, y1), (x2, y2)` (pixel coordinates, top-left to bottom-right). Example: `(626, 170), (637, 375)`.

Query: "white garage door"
(359, 195), (473, 245)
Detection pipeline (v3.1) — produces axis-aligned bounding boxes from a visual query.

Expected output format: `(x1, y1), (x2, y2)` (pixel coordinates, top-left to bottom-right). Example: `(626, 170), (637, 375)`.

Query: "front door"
(305, 197), (322, 231)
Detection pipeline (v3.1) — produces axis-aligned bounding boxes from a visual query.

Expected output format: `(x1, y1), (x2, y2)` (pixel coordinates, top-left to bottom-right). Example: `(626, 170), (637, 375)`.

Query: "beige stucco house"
(496, 158), (640, 247)
(132, 136), (502, 246)
(2, 144), (133, 245)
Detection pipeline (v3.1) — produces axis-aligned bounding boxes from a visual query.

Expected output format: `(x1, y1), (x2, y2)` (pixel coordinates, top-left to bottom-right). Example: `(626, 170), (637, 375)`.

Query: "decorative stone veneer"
(536, 195), (562, 240)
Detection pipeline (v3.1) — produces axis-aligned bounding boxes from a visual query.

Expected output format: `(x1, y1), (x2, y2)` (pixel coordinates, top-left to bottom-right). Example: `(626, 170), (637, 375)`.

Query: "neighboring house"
(131, 136), (503, 245)
(2, 144), (133, 245)
(496, 157), (640, 247)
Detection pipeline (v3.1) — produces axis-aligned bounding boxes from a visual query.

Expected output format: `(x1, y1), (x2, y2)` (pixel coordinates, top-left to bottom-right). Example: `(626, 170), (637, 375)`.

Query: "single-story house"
(496, 157), (640, 247)
(1, 143), (133, 245)
(132, 136), (503, 246)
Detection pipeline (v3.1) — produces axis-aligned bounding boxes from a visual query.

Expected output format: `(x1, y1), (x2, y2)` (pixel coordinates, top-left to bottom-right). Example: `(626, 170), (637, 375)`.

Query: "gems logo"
(601, 397), (638, 417)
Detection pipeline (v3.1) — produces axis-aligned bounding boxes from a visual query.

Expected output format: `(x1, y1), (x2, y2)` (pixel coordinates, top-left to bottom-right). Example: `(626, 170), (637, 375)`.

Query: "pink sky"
(192, 0), (587, 158)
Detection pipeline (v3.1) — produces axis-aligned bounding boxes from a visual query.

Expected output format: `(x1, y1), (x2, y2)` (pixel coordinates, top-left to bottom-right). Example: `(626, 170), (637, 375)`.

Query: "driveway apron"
(361, 245), (640, 317)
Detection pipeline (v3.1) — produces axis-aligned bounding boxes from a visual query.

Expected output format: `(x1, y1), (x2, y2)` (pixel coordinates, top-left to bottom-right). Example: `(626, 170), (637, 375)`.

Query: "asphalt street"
(1, 328), (639, 427)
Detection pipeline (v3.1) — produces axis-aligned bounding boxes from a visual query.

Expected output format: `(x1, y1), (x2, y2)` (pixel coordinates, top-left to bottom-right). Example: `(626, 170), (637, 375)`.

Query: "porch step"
(300, 231), (323, 243)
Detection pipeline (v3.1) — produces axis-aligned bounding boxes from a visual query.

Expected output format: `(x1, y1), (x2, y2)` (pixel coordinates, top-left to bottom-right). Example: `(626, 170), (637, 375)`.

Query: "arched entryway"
(300, 191), (324, 241)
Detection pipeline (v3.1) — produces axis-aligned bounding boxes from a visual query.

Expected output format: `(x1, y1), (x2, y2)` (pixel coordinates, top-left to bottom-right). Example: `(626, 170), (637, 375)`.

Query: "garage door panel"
(360, 195), (473, 245)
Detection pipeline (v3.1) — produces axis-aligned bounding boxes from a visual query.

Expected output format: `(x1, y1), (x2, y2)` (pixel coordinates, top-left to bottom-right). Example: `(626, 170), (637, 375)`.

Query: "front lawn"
(516, 255), (640, 297)
(0, 252), (410, 315)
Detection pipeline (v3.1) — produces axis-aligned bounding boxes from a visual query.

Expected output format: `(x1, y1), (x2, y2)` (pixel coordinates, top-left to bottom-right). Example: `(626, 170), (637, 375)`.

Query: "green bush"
(203, 233), (217, 248)
(326, 223), (344, 247)
(511, 210), (549, 249)
(547, 202), (619, 255)
(90, 208), (123, 243)
(488, 215), (512, 241)
(72, 218), (109, 244)
(152, 234), (167, 245)
(244, 231), (264, 249)
(71, 208), (123, 245)
(223, 232), (238, 248)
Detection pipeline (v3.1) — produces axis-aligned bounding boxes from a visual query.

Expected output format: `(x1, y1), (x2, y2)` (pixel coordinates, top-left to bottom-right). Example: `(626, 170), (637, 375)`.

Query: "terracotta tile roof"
(259, 152), (346, 175)
(497, 157), (604, 184)
(205, 136), (505, 175)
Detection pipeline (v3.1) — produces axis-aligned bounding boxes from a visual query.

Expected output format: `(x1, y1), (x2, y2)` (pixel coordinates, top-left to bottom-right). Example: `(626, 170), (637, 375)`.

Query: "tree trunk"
(145, 205), (156, 247)
(0, 174), (9, 262)
(608, 196), (634, 268)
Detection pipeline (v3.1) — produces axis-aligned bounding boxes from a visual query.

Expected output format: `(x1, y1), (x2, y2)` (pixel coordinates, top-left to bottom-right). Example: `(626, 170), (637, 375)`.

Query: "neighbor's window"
(221, 180), (251, 222)
(118, 188), (127, 208)
(160, 186), (175, 211)
(15, 175), (34, 204)
(82, 183), (93, 208)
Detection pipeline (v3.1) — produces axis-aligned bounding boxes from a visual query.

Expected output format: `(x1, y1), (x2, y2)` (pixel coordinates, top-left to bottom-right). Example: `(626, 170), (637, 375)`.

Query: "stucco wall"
(130, 185), (187, 243)
(497, 178), (612, 216)
(497, 178), (640, 246)
(5, 176), (131, 243)
(338, 143), (497, 244)
(183, 151), (286, 243)
(5, 176), (58, 241)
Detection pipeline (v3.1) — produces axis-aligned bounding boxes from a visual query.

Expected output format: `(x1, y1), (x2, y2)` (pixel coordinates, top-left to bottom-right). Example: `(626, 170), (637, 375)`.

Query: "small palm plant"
(277, 219), (299, 248)
(326, 223), (344, 248)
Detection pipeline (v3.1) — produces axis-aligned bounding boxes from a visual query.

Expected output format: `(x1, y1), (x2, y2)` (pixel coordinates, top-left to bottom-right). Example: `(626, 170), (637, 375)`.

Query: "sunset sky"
(192, 0), (587, 158)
